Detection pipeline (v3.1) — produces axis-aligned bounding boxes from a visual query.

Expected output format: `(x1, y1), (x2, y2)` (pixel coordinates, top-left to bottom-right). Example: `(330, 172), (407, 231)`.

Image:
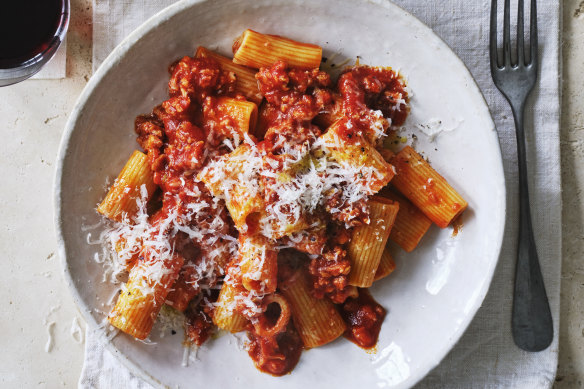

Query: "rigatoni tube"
(280, 268), (345, 348)
(108, 251), (184, 340)
(374, 247), (396, 282)
(195, 46), (263, 104)
(232, 29), (322, 69)
(213, 279), (249, 333)
(390, 146), (468, 228)
(97, 150), (157, 222)
(348, 197), (399, 287)
(380, 187), (432, 252)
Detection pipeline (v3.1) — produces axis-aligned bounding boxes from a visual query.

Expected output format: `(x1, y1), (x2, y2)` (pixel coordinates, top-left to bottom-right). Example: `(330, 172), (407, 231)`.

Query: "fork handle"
(510, 103), (553, 352)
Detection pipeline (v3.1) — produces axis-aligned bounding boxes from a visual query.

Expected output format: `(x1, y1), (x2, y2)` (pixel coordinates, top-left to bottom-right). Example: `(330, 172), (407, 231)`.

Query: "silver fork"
(490, 0), (553, 351)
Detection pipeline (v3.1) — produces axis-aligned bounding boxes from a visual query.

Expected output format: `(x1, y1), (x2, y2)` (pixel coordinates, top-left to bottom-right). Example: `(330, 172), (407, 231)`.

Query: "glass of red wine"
(0, 0), (70, 87)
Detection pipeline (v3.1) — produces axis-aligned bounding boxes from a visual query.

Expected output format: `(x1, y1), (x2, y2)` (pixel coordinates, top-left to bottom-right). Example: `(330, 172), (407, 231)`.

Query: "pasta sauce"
(247, 324), (303, 376)
(338, 65), (409, 131)
(95, 29), (467, 377)
(340, 289), (386, 349)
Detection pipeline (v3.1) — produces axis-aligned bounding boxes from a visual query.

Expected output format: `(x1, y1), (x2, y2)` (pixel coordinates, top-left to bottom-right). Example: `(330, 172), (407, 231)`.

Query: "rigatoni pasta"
(232, 29), (322, 69)
(197, 144), (265, 233)
(238, 234), (278, 294)
(94, 29), (467, 377)
(280, 265), (346, 348)
(347, 197), (399, 287)
(211, 97), (258, 137)
(391, 145), (468, 228)
(252, 293), (291, 338)
(97, 150), (157, 222)
(108, 251), (184, 340)
(195, 46), (263, 104)
(319, 118), (395, 193)
(380, 187), (433, 252)
(374, 247), (397, 281)
(165, 259), (201, 312)
(212, 278), (249, 333)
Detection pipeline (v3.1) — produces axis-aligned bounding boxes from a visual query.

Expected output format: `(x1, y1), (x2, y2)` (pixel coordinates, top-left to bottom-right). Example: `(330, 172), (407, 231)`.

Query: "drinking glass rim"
(0, 0), (70, 72)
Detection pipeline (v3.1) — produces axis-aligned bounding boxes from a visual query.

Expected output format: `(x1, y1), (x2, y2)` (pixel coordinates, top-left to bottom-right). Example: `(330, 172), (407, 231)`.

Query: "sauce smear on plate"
(341, 288), (386, 349)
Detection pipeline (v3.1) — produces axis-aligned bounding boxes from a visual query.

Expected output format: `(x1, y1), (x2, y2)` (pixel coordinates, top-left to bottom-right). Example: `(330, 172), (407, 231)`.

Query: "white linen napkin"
(82, 0), (562, 388)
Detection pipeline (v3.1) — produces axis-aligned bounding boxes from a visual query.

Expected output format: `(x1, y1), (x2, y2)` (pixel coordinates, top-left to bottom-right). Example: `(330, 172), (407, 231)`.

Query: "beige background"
(0, 0), (581, 387)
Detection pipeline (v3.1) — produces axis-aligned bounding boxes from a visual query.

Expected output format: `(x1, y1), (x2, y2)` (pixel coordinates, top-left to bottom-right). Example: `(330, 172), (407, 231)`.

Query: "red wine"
(0, 0), (67, 69)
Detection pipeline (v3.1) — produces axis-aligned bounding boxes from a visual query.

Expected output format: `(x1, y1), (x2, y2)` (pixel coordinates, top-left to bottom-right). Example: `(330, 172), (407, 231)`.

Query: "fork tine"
(529, 0), (538, 65)
(503, 0), (512, 67)
(490, 0), (499, 69)
(517, 0), (525, 66)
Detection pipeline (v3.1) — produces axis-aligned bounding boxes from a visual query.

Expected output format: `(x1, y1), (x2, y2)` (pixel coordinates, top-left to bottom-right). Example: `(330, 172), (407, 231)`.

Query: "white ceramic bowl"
(55, 0), (506, 387)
